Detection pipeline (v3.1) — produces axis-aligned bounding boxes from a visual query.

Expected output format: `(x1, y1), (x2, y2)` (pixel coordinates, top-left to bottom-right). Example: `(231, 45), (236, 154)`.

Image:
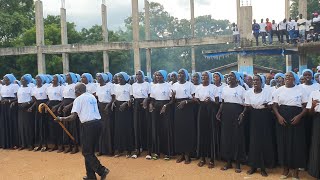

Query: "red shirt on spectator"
(266, 22), (272, 32)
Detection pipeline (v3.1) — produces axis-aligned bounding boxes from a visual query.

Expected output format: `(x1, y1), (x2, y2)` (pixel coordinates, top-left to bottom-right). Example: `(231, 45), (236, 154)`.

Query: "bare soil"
(0, 149), (314, 180)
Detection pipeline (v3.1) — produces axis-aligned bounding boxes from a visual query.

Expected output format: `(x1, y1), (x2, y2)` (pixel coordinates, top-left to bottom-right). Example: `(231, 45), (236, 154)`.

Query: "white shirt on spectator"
(71, 92), (101, 123)
(259, 22), (267, 32)
(297, 18), (307, 30)
(272, 23), (278, 30)
(278, 21), (287, 30)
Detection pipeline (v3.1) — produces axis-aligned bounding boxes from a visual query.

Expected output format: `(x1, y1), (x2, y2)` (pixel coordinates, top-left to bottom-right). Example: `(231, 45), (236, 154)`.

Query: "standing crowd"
(1, 69), (320, 179)
(232, 12), (320, 47)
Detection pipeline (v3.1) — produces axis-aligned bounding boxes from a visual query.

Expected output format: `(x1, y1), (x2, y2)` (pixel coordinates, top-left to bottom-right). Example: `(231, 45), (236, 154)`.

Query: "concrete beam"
(298, 0), (307, 20)
(286, 55), (292, 72)
(190, 0), (196, 73)
(0, 46), (38, 56)
(101, 3), (109, 72)
(285, 0), (290, 19)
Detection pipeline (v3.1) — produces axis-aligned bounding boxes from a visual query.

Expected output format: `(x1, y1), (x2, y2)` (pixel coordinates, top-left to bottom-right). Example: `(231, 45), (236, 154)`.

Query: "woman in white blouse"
(172, 69), (196, 164)
(46, 74), (64, 152)
(111, 72), (134, 158)
(194, 71), (217, 168)
(244, 75), (275, 177)
(96, 72), (114, 156)
(306, 89), (320, 179)
(216, 71), (246, 173)
(81, 73), (97, 94)
(0, 74), (19, 149)
(131, 70), (150, 158)
(29, 74), (49, 152)
(149, 70), (173, 160)
(272, 71), (308, 179)
(57, 72), (79, 154)
(15, 74), (34, 151)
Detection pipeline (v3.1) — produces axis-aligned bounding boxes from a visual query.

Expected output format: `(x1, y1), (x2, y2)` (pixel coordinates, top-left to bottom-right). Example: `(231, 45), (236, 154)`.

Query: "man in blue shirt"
(252, 19), (260, 46)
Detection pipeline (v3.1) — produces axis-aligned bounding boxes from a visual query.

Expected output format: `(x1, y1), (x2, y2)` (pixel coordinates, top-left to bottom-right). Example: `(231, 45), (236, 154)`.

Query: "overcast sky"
(41, 0), (286, 31)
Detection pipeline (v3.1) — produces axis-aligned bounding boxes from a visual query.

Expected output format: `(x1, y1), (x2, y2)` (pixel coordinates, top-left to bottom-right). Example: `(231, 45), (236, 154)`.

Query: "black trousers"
(81, 120), (105, 178)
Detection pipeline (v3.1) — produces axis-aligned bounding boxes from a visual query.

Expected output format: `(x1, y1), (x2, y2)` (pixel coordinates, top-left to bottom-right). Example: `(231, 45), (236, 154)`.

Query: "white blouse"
(62, 84), (76, 99)
(132, 82), (150, 99)
(195, 84), (216, 102)
(86, 83), (97, 94)
(171, 81), (195, 99)
(96, 82), (114, 103)
(0, 84), (19, 98)
(32, 86), (48, 100)
(221, 85), (245, 105)
(46, 85), (63, 101)
(244, 88), (272, 109)
(272, 85), (308, 107)
(17, 86), (32, 103)
(306, 90), (320, 112)
(112, 84), (132, 101)
(150, 82), (171, 101)
(214, 83), (227, 102)
(300, 83), (320, 98)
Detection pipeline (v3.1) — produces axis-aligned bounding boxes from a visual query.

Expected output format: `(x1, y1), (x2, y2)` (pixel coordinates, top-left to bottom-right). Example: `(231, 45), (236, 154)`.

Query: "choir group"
(1, 68), (320, 179)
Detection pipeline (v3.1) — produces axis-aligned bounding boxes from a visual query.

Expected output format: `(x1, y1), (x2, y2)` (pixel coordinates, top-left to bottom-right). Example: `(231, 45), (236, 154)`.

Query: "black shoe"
(247, 168), (257, 175)
(83, 176), (97, 180)
(100, 168), (110, 180)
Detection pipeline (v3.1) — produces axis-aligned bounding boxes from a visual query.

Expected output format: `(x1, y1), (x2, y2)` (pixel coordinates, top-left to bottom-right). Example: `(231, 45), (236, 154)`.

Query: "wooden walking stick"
(38, 103), (77, 144)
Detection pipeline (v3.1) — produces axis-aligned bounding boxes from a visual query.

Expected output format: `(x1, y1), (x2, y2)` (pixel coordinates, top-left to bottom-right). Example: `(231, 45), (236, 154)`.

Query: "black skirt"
(197, 101), (217, 159)
(308, 113), (320, 178)
(18, 103), (34, 147)
(174, 99), (196, 154)
(47, 100), (63, 145)
(61, 98), (80, 145)
(248, 108), (275, 168)
(151, 100), (174, 156)
(113, 101), (134, 152)
(276, 105), (306, 169)
(220, 103), (246, 162)
(34, 99), (48, 146)
(98, 102), (113, 155)
(133, 98), (148, 150)
(0, 97), (18, 148)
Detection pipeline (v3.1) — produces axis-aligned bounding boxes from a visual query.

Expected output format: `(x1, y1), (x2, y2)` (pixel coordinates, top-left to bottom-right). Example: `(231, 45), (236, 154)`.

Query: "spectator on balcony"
(278, 19), (289, 44)
(266, 18), (273, 45)
(272, 20), (280, 42)
(232, 23), (240, 49)
(297, 14), (307, 43)
(259, 19), (267, 45)
(252, 19), (260, 46)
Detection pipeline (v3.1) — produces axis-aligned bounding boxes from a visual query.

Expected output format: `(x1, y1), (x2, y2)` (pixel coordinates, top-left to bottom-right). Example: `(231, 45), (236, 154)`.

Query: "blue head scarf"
(60, 74), (66, 83)
(270, 79), (276, 87)
(31, 78), (36, 85)
(75, 74), (81, 82)
(82, 73), (93, 83)
(288, 71), (299, 85)
(4, 74), (16, 84)
(15, 80), (21, 86)
(302, 69), (313, 78)
(192, 72), (202, 84)
(22, 74), (32, 84)
(214, 72), (224, 83)
(158, 70), (168, 81)
(36, 74), (46, 85)
(96, 73), (108, 82)
(137, 70), (145, 81)
(46, 75), (53, 84)
(274, 73), (285, 80)
(255, 74), (266, 88)
(179, 68), (189, 81)
(170, 71), (178, 79)
(54, 74), (63, 85)
(203, 71), (212, 84)
(67, 72), (77, 84)
(106, 72), (113, 82)
(231, 71), (241, 85)
(119, 72), (130, 82)
(145, 76), (152, 83)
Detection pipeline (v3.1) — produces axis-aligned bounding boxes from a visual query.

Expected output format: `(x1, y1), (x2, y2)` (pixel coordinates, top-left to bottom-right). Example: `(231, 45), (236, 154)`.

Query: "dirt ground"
(0, 149), (315, 180)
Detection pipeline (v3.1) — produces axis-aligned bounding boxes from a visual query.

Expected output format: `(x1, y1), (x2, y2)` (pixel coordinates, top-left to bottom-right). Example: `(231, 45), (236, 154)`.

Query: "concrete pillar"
(60, 6), (69, 74)
(190, 0), (196, 73)
(299, 53), (307, 75)
(286, 55), (292, 72)
(298, 0), (307, 19)
(101, 2), (109, 72)
(132, 0), (141, 72)
(35, 0), (46, 74)
(285, 0), (290, 19)
(236, 0), (240, 25)
(144, 0), (151, 77)
(237, 6), (253, 75)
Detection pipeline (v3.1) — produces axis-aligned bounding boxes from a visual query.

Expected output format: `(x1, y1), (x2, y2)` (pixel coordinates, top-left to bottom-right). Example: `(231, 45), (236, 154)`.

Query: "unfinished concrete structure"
(0, 0), (315, 75)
